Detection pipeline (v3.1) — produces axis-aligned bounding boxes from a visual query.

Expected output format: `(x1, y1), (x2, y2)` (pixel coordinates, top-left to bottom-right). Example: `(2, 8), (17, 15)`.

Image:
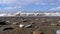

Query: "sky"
(0, 0), (60, 12)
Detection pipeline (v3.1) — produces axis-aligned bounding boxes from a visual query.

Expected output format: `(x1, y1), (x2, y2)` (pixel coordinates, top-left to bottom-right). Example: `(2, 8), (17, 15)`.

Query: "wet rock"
(3, 27), (14, 31)
(0, 21), (6, 25)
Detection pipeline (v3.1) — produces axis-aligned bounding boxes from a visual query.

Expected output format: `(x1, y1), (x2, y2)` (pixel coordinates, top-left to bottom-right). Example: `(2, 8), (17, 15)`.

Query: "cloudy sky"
(0, 0), (60, 12)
